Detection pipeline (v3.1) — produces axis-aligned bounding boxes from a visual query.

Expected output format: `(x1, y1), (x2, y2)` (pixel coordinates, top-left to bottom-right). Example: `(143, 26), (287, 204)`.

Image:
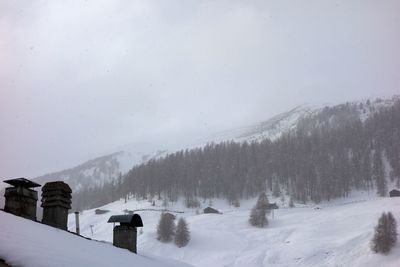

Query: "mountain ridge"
(6, 96), (398, 196)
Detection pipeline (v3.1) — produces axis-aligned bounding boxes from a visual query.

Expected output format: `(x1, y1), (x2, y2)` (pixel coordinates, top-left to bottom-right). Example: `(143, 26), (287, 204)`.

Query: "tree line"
(72, 99), (400, 211)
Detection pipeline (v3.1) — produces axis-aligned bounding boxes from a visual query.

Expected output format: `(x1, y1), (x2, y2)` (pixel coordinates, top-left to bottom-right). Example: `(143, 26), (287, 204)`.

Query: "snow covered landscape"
(67, 192), (400, 267)
(1, 97), (399, 267)
(2, 1), (400, 266)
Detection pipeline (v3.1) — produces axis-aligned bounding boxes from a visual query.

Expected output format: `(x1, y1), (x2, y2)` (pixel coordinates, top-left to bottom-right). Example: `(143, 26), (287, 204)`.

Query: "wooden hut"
(203, 207), (220, 214)
(389, 189), (400, 197)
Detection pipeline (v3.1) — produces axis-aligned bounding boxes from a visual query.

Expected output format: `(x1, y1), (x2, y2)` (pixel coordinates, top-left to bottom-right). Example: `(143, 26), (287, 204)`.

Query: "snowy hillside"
(32, 142), (163, 193)
(27, 96), (400, 197)
(30, 105), (314, 194)
(68, 194), (400, 267)
(202, 105), (317, 143)
(34, 153), (125, 192)
(0, 211), (190, 267)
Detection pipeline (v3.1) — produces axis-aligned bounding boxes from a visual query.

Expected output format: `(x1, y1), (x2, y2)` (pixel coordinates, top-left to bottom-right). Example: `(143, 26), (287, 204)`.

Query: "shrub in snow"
(371, 212), (397, 254)
(157, 213), (176, 242)
(174, 218), (190, 248)
(249, 192), (269, 227)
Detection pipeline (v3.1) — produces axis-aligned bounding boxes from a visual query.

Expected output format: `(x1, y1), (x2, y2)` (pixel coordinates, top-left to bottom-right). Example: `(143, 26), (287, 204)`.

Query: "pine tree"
(255, 192), (269, 211)
(249, 206), (267, 227)
(387, 212), (398, 248)
(371, 212), (397, 253)
(249, 192), (269, 227)
(157, 213), (176, 242)
(174, 218), (190, 248)
(272, 180), (281, 198)
(372, 213), (389, 253)
(373, 148), (387, 197)
(289, 196), (295, 208)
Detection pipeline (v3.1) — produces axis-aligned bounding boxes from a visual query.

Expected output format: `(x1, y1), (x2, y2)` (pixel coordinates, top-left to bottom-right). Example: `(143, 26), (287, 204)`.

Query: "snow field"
(68, 193), (400, 267)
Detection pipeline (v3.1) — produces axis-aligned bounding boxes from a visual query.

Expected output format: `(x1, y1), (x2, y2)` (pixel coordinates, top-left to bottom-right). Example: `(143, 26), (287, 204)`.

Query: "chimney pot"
(41, 181), (72, 230)
(3, 178), (40, 221)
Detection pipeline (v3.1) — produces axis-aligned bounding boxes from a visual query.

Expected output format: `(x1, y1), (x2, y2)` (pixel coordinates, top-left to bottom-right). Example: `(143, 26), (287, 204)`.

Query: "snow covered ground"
(68, 192), (400, 267)
(0, 211), (190, 267)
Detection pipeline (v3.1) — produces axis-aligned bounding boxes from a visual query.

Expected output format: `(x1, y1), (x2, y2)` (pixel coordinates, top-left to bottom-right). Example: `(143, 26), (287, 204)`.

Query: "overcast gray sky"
(0, 0), (399, 179)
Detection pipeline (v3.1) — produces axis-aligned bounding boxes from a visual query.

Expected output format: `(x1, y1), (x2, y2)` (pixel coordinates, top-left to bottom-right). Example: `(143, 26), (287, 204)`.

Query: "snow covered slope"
(68, 194), (400, 267)
(33, 152), (125, 192)
(32, 142), (163, 193)
(30, 96), (400, 195)
(0, 211), (190, 267)
(201, 105), (317, 143)
(205, 96), (400, 144)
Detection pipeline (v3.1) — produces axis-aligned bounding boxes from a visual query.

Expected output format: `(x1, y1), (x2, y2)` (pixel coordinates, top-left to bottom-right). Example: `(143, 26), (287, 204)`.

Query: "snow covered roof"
(0, 211), (190, 267)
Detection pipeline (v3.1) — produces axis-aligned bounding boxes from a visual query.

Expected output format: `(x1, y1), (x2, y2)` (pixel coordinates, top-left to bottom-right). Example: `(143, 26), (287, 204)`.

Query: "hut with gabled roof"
(203, 207), (220, 214)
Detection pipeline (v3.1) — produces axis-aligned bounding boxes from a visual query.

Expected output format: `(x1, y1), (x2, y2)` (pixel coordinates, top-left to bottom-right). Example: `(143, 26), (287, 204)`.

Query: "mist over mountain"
(67, 96), (399, 211)
(1, 96), (397, 212)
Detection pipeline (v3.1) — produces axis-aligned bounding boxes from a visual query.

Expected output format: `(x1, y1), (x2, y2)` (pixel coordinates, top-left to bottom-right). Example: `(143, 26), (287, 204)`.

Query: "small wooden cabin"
(95, 209), (110, 215)
(203, 207), (220, 214)
(389, 189), (400, 197)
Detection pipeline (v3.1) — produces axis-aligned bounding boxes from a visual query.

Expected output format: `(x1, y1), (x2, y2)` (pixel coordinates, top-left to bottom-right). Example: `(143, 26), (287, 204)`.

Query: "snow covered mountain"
(27, 106), (314, 194)
(26, 96), (400, 195)
(197, 105), (317, 143)
(32, 142), (166, 193)
(204, 96), (400, 143)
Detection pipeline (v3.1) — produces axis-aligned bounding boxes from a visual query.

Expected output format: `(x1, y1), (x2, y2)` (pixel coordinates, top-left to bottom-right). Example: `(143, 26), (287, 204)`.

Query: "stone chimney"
(41, 181), (72, 230)
(3, 178), (40, 221)
(107, 214), (143, 253)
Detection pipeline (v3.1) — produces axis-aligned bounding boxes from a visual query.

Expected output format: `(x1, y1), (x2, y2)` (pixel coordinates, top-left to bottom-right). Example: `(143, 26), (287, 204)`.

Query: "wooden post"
(75, 211), (80, 235)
